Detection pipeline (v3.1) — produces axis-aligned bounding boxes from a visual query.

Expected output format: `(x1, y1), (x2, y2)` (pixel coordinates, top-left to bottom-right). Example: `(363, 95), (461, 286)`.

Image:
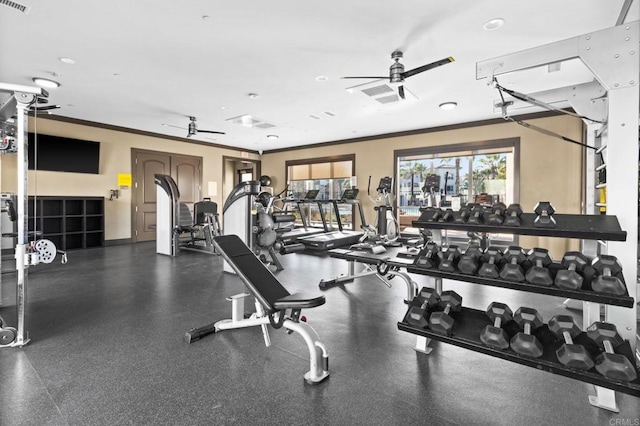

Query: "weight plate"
(34, 239), (57, 263)
(0, 327), (17, 346)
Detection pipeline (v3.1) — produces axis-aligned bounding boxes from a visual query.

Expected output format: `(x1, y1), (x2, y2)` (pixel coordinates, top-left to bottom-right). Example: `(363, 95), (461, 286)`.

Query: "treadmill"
(277, 189), (325, 244)
(297, 188), (364, 250)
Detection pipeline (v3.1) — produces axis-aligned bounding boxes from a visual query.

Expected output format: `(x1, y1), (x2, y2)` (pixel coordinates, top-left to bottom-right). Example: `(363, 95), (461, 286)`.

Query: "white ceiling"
(0, 0), (636, 152)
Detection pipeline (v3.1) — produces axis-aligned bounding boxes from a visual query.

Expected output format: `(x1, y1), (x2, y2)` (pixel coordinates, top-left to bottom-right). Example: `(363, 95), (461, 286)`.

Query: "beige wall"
(260, 115), (585, 258)
(0, 117), (259, 241)
(0, 114), (584, 257)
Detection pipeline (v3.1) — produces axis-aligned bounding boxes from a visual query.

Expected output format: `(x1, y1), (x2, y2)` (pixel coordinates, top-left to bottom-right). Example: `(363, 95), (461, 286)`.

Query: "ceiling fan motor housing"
(390, 51), (405, 83)
(188, 118), (197, 136)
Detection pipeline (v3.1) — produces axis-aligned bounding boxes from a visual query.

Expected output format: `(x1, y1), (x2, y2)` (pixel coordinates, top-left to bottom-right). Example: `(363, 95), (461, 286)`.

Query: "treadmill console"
(341, 188), (359, 201)
(304, 189), (319, 200)
(377, 177), (393, 194)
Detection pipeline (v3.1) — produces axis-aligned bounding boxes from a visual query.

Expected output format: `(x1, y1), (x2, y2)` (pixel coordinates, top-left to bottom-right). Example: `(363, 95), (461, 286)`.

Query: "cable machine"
(476, 20), (638, 412)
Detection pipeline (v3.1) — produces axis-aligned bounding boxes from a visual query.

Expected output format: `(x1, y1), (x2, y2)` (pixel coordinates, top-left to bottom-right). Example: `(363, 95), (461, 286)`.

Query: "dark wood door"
(171, 155), (201, 214)
(132, 150), (203, 243)
(134, 151), (171, 242)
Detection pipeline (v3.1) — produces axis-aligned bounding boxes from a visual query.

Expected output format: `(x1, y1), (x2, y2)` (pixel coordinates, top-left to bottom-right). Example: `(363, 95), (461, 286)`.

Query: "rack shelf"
(405, 266), (634, 308)
(397, 307), (640, 397)
(412, 212), (627, 241)
(28, 197), (104, 250)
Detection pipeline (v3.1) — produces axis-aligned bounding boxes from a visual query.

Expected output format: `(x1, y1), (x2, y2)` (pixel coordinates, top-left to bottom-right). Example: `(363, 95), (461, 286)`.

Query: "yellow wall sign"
(118, 173), (132, 188)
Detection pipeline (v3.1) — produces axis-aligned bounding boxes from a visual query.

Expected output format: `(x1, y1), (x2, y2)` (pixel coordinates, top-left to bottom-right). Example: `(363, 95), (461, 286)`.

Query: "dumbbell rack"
(398, 211), (640, 401)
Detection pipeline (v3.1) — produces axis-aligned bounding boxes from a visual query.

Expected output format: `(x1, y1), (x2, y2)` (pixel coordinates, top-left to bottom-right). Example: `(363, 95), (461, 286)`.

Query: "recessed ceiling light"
(267, 135), (279, 141)
(248, 93), (259, 100)
(483, 18), (504, 30)
(202, 15), (210, 20)
(59, 57), (75, 65)
(220, 105), (227, 110)
(315, 75), (328, 82)
(439, 102), (458, 110)
(32, 77), (60, 88)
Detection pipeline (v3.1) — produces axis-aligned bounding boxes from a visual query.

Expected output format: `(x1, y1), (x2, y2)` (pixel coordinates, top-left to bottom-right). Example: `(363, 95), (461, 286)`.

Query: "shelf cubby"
(28, 196), (104, 250)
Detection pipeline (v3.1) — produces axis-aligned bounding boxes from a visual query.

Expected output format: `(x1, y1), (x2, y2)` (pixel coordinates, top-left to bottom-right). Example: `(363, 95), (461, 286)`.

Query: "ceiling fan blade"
(162, 123), (187, 130)
(398, 85), (405, 99)
(34, 105), (61, 111)
(198, 130), (225, 135)
(401, 56), (454, 79)
(341, 76), (390, 80)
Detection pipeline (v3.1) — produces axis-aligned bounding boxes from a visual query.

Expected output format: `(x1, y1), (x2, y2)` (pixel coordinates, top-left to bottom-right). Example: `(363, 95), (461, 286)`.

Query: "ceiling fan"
(342, 51), (454, 99)
(163, 116), (225, 138)
(28, 96), (61, 114)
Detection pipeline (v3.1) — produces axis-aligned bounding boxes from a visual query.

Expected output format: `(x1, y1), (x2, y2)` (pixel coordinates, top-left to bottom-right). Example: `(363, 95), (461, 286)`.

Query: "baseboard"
(104, 238), (133, 246)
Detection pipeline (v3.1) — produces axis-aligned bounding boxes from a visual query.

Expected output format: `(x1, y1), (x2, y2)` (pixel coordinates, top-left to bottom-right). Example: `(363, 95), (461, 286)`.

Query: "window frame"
(285, 154), (357, 230)
(394, 138), (520, 246)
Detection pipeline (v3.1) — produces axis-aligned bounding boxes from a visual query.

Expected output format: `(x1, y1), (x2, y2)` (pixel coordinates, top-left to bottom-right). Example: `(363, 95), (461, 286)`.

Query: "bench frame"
(185, 235), (329, 385)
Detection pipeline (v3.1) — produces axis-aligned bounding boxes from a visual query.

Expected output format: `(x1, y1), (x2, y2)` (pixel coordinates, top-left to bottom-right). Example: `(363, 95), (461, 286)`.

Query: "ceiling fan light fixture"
(32, 77), (60, 88)
(439, 102), (458, 110)
(483, 18), (504, 30)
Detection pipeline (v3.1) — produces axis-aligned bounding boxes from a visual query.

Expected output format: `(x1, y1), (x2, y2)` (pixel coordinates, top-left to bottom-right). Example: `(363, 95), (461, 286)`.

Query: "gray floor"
(0, 242), (638, 426)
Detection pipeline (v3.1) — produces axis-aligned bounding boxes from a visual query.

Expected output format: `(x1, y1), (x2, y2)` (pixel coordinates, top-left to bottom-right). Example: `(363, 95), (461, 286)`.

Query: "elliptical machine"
(353, 176), (400, 252)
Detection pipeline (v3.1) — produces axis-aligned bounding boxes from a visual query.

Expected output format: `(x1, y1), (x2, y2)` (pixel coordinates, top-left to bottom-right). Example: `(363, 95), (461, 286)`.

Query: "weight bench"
(185, 234), (330, 385)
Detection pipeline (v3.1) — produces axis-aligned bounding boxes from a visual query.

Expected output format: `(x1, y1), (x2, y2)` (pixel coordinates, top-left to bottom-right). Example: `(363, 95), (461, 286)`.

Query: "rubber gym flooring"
(0, 242), (638, 425)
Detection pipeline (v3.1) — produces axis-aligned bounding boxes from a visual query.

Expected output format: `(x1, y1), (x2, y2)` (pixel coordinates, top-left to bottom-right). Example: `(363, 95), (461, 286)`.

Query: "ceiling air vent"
(376, 94), (400, 104)
(346, 79), (417, 104)
(225, 114), (275, 129)
(1, 0), (30, 14)
(362, 85), (394, 97)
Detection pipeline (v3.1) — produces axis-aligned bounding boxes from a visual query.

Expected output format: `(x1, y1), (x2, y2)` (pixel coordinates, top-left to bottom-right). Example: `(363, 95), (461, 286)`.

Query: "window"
(286, 155), (356, 230)
(395, 138), (519, 243)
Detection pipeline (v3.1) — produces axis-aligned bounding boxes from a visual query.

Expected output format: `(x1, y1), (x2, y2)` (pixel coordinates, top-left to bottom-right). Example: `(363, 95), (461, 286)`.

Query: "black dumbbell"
(458, 243), (483, 275)
(554, 252), (589, 290)
(439, 208), (454, 222)
(428, 290), (463, 336)
(548, 315), (594, 370)
(533, 201), (556, 228)
(525, 248), (553, 286)
(499, 246), (526, 282)
(421, 207), (442, 222)
(439, 245), (461, 272)
(586, 322), (638, 382)
(591, 255), (627, 295)
(454, 205), (471, 223)
(414, 241), (440, 269)
(503, 204), (523, 227)
(467, 204), (485, 225)
(510, 307), (544, 358)
(478, 247), (503, 279)
(486, 202), (507, 225)
(404, 287), (440, 329)
(480, 302), (513, 350)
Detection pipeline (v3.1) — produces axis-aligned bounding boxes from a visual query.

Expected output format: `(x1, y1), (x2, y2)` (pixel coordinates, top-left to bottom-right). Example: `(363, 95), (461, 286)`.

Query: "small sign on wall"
(118, 173), (132, 189)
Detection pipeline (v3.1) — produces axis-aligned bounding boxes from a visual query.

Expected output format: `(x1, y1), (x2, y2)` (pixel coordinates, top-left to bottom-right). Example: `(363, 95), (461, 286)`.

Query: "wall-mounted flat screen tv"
(27, 133), (100, 174)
